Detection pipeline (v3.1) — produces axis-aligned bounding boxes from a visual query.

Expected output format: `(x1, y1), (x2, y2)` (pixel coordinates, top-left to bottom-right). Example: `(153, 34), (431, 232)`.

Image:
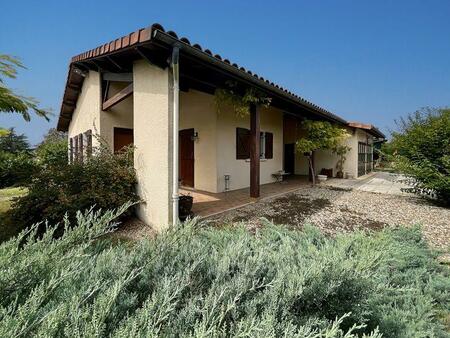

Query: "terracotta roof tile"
(59, 23), (359, 131)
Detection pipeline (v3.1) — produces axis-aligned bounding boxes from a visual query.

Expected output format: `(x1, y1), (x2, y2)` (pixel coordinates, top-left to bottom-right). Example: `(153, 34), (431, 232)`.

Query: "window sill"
(244, 158), (269, 162)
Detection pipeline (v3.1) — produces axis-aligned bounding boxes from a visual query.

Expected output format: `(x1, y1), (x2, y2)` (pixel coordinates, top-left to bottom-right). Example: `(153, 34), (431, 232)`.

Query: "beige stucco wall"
(216, 105), (283, 192)
(179, 91), (284, 193)
(100, 82), (133, 149)
(133, 60), (171, 230)
(311, 127), (374, 179)
(67, 71), (133, 151)
(179, 90), (218, 192)
(313, 126), (354, 178)
(67, 71), (101, 146)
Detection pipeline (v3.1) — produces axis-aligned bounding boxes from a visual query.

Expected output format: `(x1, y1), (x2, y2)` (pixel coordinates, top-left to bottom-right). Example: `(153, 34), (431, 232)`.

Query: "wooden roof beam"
(102, 83), (133, 111)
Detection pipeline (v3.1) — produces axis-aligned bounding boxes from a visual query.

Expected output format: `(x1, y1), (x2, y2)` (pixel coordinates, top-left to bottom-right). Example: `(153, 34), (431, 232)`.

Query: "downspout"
(171, 46), (180, 226)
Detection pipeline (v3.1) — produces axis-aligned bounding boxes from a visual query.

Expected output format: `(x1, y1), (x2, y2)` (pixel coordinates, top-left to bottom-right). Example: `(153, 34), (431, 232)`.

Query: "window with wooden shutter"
(74, 135), (79, 162)
(78, 133), (84, 163)
(265, 132), (273, 159)
(85, 130), (92, 159)
(69, 138), (74, 164)
(236, 128), (250, 159)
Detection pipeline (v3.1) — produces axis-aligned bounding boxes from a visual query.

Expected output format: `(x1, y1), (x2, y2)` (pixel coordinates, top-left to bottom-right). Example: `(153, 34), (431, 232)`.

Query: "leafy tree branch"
(0, 54), (51, 134)
(296, 120), (350, 184)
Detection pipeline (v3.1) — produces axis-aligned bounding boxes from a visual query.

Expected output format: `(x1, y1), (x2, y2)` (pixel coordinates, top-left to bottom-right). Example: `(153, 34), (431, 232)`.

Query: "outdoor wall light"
(191, 131), (199, 141)
(224, 174), (231, 192)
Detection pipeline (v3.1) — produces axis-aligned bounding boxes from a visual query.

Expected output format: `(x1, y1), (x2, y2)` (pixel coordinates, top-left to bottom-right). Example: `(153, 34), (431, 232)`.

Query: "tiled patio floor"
(180, 175), (310, 217)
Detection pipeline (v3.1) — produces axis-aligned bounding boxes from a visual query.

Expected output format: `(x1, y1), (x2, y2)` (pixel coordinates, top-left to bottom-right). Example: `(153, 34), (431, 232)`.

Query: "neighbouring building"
(57, 24), (385, 230)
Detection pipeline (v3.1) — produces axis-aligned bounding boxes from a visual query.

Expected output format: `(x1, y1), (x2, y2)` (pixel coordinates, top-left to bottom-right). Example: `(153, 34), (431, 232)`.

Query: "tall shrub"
(7, 142), (138, 233)
(391, 107), (450, 204)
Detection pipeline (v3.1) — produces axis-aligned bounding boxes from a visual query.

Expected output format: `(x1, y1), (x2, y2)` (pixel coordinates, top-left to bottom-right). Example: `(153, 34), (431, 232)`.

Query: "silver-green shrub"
(0, 208), (448, 337)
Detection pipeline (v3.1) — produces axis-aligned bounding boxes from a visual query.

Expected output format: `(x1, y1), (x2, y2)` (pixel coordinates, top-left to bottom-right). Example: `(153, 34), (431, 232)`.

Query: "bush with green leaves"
(0, 150), (36, 188)
(391, 107), (450, 204)
(1, 205), (448, 337)
(0, 128), (36, 188)
(7, 143), (138, 233)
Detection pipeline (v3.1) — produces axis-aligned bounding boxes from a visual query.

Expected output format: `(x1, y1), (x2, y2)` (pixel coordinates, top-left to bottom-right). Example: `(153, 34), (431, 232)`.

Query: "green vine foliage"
(296, 120), (350, 154)
(333, 145), (352, 173)
(214, 82), (271, 117)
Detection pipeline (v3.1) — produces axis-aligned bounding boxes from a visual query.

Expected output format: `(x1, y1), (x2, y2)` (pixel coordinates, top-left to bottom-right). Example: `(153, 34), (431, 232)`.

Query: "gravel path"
(207, 186), (450, 250)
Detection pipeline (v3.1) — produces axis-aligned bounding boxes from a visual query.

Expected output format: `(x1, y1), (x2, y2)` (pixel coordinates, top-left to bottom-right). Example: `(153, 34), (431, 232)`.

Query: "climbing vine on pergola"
(214, 81), (271, 117)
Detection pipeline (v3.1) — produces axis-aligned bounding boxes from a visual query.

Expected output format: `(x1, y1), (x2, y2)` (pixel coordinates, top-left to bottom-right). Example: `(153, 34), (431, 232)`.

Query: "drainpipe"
(171, 46), (180, 226)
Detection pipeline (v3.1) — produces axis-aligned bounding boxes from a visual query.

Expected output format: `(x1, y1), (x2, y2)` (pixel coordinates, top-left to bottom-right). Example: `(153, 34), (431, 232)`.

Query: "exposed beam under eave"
(135, 46), (168, 69)
(102, 72), (133, 82)
(102, 83), (133, 111)
(106, 55), (125, 71)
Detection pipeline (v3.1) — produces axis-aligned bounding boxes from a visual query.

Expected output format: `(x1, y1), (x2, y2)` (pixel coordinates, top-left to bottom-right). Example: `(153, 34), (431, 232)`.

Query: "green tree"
(0, 54), (50, 135)
(391, 107), (450, 204)
(296, 120), (350, 184)
(0, 128), (30, 154)
(37, 128), (67, 147)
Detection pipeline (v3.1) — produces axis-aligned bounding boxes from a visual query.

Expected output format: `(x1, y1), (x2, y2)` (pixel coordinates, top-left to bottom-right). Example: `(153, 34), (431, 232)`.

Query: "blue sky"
(1, 0), (449, 145)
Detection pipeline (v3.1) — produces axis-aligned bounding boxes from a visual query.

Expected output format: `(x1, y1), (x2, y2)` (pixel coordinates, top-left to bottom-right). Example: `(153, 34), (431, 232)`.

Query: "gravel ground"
(111, 217), (157, 241)
(207, 186), (450, 250)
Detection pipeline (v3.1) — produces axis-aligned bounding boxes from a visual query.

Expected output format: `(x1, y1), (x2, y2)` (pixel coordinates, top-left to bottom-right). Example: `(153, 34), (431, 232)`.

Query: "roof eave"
(151, 30), (347, 125)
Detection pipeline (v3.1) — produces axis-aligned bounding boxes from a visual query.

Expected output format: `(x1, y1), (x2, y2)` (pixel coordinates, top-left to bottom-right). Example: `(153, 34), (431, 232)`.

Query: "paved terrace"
(324, 171), (412, 195)
(180, 172), (412, 218)
(180, 176), (310, 217)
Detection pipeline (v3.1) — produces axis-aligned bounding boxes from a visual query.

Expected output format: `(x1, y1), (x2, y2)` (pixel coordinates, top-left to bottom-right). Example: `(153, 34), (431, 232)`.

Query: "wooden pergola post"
(250, 103), (260, 198)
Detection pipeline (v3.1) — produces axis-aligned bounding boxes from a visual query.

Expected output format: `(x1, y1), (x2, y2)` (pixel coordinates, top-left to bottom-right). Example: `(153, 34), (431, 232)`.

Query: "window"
(69, 129), (92, 163)
(236, 128), (250, 159)
(236, 128), (273, 160)
(264, 132), (273, 159)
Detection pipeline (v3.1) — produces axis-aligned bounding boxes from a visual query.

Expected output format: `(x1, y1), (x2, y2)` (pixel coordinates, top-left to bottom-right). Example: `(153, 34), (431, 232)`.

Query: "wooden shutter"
(78, 133), (84, 163)
(265, 132), (273, 159)
(69, 138), (74, 164)
(85, 130), (92, 158)
(74, 135), (79, 162)
(236, 128), (250, 159)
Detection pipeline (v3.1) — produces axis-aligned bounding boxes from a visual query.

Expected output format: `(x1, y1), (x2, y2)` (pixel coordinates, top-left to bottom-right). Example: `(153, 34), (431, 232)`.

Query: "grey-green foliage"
(0, 208), (448, 337)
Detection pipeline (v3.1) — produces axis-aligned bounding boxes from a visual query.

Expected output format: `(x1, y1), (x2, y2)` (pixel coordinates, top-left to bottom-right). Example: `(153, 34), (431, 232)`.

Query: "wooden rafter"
(102, 83), (133, 111)
(102, 72), (133, 82)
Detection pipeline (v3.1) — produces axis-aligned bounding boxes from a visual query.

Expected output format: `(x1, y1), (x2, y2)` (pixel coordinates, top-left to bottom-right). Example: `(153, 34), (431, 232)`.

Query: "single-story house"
(57, 23), (385, 230)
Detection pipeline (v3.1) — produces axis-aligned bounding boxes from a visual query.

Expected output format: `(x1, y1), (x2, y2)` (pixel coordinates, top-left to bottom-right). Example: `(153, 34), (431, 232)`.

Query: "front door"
(284, 143), (295, 174)
(179, 129), (195, 187)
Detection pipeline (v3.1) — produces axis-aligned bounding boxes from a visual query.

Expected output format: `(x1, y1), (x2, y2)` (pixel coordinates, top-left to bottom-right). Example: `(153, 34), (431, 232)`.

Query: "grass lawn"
(0, 187), (27, 243)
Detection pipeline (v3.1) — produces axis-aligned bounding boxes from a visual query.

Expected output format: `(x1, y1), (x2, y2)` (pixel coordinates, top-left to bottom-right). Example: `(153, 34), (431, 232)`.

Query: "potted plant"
(333, 145), (351, 179)
(179, 193), (194, 221)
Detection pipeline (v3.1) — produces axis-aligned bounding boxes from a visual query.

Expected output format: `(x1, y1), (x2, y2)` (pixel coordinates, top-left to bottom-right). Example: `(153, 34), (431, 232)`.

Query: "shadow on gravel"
(219, 193), (332, 227)
(208, 186), (390, 233)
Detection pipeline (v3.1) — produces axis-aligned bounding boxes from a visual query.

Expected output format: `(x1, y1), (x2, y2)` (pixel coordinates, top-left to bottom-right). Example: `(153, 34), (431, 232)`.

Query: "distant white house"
(57, 23), (385, 230)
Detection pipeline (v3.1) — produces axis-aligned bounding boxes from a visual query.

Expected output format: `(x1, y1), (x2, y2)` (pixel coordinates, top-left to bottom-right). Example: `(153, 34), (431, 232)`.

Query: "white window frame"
(260, 132), (266, 159)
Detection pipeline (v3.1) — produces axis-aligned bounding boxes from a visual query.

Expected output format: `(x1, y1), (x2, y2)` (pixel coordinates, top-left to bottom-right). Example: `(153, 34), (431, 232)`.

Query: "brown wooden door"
(179, 129), (194, 187)
(114, 128), (133, 153)
(283, 143), (295, 174)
